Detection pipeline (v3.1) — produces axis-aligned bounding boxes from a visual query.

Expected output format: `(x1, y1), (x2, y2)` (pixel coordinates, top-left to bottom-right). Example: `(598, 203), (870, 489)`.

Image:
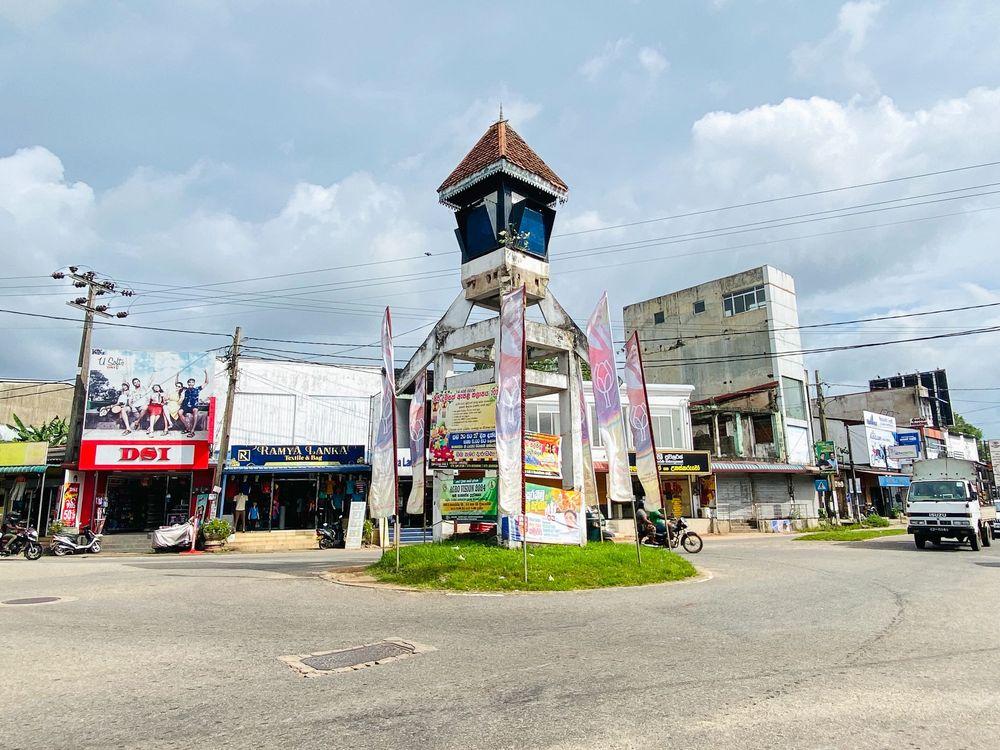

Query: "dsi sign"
(82, 442), (203, 470)
(228, 445), (366, 472)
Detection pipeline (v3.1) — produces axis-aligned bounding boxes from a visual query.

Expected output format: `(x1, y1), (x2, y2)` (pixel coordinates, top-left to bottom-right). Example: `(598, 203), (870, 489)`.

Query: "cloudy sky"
(2, 1), (1000, 434)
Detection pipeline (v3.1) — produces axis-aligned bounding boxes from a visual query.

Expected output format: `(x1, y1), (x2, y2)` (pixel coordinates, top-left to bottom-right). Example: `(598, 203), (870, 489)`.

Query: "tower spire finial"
(498, 100), (504, 122)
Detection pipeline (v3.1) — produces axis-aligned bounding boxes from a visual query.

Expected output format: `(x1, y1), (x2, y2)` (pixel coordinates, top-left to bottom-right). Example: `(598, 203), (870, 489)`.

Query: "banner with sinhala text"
(576, 368), (600, 508)
(624, 333), (661, 507)
(496, 285), (526, 517)
(368, 308), (397, 519)
(586, 293), (633, 504)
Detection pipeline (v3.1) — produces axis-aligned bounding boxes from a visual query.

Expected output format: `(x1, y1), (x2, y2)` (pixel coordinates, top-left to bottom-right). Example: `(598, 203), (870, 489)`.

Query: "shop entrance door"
(105, 473), (193, 533)
(272, 477), (318, 530)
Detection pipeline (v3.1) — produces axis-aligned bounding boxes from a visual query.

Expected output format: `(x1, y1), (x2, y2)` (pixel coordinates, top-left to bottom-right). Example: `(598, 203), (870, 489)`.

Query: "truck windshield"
(909, 481), (968, 501)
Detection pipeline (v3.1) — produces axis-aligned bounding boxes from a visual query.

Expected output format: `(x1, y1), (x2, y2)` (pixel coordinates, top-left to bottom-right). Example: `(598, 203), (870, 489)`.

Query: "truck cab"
(906, 458), (993, 551)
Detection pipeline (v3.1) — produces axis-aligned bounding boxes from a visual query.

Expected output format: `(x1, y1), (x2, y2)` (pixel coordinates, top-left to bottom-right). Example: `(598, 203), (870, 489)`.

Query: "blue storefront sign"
(878, 475), (911, 488)
(227, 444), (367, 473)
(895, 431), (921, 448)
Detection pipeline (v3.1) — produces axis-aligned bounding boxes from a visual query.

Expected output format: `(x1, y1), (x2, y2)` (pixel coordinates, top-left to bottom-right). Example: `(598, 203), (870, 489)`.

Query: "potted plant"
(201, 518), (233, 552)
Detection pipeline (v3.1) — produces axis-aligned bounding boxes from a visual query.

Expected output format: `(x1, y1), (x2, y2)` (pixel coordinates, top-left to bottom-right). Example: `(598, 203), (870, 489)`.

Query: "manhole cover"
(2, 596), (61, 606)
(280, 638), (434, 677)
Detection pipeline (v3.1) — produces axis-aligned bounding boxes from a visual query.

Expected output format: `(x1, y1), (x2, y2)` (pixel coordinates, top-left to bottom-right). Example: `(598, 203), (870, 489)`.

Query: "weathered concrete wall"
(0, 381), (74, 431)
(819, 386), (926, 426)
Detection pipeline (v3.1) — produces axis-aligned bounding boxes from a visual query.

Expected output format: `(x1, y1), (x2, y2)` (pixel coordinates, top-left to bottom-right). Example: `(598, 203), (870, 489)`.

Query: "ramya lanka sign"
(229, 445), (366, 469)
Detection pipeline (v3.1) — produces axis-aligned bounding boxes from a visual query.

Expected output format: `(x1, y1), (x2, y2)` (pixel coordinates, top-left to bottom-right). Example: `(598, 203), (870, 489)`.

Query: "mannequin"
(233, 488), (248, 532)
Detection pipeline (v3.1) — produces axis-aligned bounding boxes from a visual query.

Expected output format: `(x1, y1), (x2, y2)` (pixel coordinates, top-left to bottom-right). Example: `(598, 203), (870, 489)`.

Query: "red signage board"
(79, 441), (210, 471)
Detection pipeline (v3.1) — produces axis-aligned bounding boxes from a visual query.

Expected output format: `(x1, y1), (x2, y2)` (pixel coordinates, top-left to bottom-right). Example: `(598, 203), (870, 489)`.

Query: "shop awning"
(712, 461), (815, 474)
(224, 465), (371, 475)
(0, 465), (47, 474)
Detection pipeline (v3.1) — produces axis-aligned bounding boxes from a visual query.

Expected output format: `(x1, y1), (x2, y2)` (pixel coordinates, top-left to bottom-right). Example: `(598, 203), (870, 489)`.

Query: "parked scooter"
(0, 517), (43, 560)
(317, 515), (345, 549)
(50, 525), (103, 556)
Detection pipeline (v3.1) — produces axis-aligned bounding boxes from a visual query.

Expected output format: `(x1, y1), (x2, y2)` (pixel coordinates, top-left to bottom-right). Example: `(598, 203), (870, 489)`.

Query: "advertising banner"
(624, 333), (661, 507)
(587, 293), (633, 504)
(814, 440), (839, 473)
(496, 285), (526, 518)
(440, 477), (499, 522)
(863, 410), (899, 470)
(887, 444), (918, 460)
(228, 444), (366, 471)
(504, 483), (584, 545)
(405, 370), (428, 515)
(577, 368), (600, 508)
(989, 439), (1000, 468)
(0, 441), (47, 467)
(525, 432), (561, 478)
(344, 501), (366, 550)
(80, 349), (215, 470)
(368, 308), (398, 519)
(60, 482), (80, 527)
(430, 384), (498, 467)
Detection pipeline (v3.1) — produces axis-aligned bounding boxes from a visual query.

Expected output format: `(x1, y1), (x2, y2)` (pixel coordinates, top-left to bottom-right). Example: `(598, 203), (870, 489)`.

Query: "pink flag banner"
(368, 308), (398, 519)
(624, 332), (661, 508)
(496, 285), (526, 517)
(586, 293), (633, 504)
(405, 369), (427, 515)
(576, 368), (599, 508)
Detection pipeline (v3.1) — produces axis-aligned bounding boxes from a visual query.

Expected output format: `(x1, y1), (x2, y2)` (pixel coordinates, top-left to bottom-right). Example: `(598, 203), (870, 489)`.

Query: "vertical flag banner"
(576, 368), (599, 508)
(405, 369), (427, 515)
(369, 308), (398, 519)
(624, 333), (662, 507)
(586, 293), (633, 504)
(496, 285), (526, 517)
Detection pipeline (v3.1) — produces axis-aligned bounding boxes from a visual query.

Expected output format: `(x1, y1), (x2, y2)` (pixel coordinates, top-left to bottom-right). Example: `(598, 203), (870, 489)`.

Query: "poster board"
(440, 477), (498, 522)
(344, 501), (366, 550)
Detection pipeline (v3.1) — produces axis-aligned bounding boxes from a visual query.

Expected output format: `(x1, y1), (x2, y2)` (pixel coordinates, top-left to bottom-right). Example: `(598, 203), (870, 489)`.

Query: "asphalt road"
(3, 536), (999, 749)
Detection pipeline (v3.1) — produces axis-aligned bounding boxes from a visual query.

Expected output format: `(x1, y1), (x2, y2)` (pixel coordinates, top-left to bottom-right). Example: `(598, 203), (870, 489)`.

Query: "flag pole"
(519, 285), (528, 585)
(388, 308), (400, 573)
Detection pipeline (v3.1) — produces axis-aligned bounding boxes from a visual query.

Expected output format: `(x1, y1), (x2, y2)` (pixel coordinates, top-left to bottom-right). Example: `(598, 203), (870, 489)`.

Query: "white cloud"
(792, 1), (884, 96)
(580, 39), (669, 82)
(580, 37), (632, 81)
(637, 47), (669, 78)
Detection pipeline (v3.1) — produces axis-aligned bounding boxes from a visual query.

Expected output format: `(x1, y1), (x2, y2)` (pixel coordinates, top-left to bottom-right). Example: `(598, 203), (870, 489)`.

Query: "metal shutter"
(752, 474), (791, 518)
(717, 475), (752, 520)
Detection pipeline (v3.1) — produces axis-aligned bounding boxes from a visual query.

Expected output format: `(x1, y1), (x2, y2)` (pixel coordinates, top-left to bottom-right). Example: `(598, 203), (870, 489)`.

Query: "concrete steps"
(227, 530), (319, 553)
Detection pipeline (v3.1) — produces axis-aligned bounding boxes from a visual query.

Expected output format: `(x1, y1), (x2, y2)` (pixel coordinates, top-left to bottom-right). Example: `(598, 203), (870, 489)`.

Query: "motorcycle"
(317, 515), (345, 549)
(0, 518), (43, 560)
(50, 525), (103, 556)
(641, 515), (703, 554)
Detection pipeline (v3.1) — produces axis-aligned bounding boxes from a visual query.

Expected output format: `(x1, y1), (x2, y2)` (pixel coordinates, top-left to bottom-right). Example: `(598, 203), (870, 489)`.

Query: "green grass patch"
(368, 539), (698, 592)
(794, 528), (906, 542)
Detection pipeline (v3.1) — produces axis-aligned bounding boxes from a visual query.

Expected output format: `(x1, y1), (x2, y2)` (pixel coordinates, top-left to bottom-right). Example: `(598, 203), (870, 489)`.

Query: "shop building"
(0, 441), (65, 534)
(218, 358), (381, 533)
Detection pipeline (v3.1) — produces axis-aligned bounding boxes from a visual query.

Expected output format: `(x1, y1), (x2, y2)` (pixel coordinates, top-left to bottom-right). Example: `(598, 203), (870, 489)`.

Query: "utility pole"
(53, 268), (134, 465)
(211, 326), (243, 518)
(814, 370), (839, 522)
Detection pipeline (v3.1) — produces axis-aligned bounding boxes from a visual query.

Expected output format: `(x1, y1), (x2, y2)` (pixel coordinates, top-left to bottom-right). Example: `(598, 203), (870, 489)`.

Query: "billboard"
(440, 477), (498, 522)
(428, 384), (560, 476)
(503, 483), (585, 545)
(862, 411), (899, 470)
(989, 439), (1000, 468)
(80, 349), (215, 470)
(228, 445), (366, 472)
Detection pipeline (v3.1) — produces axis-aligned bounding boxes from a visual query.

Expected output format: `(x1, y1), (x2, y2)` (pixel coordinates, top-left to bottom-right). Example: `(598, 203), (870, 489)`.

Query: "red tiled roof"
(437, 120), (568, 196)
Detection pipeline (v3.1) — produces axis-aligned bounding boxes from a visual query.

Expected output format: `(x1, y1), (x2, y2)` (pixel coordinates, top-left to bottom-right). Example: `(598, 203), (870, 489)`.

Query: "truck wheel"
(970, 530), (981, 551)
(914, 534), (927, 550)
(981, 524), (992, 548)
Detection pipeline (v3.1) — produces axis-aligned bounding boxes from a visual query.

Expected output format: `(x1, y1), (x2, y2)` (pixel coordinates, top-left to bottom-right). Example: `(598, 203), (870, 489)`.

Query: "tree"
(5, 414), (69, 445)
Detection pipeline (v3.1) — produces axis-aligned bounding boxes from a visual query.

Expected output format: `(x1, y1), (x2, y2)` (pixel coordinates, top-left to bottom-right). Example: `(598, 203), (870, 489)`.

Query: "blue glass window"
(464, 205), (497, 258)
(516, 207), (546, 257)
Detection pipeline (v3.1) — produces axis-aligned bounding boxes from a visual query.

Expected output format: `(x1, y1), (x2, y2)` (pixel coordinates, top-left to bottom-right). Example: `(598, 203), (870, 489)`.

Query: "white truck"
(907, 457), (995, 550)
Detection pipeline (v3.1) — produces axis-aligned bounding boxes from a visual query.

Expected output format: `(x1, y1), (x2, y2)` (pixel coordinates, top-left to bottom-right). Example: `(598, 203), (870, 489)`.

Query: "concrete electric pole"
(211, 326), (242, 516)
(53, 268), (134, 464)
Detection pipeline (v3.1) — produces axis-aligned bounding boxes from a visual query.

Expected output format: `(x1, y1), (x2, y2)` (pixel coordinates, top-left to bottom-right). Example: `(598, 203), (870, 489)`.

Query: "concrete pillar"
(432, 352), (456, 542)
(557, 351), (583, 493)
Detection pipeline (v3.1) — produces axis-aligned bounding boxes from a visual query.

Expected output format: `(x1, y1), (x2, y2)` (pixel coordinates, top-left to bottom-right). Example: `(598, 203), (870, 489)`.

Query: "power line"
(0, 307), (234, 337)
(553, 158), (1000, 237)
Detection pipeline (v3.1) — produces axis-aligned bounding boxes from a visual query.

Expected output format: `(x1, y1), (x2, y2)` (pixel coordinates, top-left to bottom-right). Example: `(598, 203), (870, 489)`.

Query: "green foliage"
(368, 539), (697, 592)
(865, 513), (890, 527)
(950, 413), (983, 441)
(5, 414), (69, 446)
(497, 228), (531, 251)
(795, 528), (905, 542)
(362, 519), (375, 546)
(46, 520), (66, 536)
(201, 518), (233, 541)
